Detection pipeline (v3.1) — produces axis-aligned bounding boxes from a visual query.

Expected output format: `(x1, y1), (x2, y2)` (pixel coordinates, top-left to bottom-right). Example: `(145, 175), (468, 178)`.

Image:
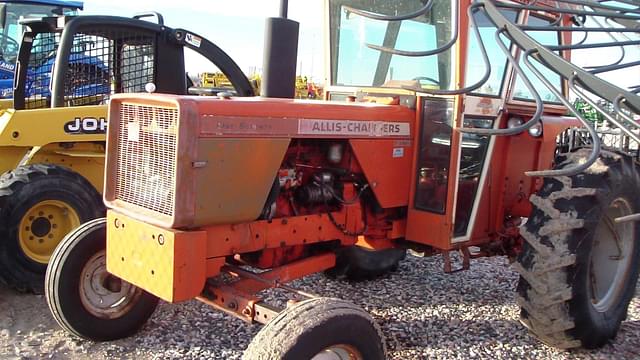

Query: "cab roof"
(4, 0), (83, 10)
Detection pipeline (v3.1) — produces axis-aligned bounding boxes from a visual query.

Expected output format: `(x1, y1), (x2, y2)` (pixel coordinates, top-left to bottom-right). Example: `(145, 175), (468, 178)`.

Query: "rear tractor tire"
(0, 164), (104, 293)
(515, 149), (640, 349)
(326, 246), (406, 281)
(243, 297), (386, 360)
(45, 218), (158, 341)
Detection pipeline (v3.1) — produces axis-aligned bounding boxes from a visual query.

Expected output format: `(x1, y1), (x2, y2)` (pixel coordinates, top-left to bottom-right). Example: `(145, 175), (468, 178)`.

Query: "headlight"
(528, 121), (543, 137)
(507, 117), (524, 129)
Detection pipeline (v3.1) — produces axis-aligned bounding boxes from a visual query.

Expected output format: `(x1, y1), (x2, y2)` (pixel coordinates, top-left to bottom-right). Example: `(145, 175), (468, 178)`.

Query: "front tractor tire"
(0, 164), (104, 293)
(243, 297), (386, 360)
(46, 218), (158, 341)
(515, 149), (640, 349)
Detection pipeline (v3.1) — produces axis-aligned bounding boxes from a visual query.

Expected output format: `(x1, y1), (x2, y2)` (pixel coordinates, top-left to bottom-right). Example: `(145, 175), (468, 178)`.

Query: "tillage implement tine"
(469, 0), (640, 177)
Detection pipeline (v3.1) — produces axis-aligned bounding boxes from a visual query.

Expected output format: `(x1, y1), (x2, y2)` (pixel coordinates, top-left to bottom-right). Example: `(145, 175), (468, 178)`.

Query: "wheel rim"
(311, 344), (363, 360)
(18, 200), (81, 264)
(590, 197), (635, 313)
(79, 250), (142, 319)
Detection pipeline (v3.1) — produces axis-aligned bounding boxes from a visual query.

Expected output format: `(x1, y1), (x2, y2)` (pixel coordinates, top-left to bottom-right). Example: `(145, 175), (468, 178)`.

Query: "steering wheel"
(413, 76), (441, 87)
(0, 35), (20, 62)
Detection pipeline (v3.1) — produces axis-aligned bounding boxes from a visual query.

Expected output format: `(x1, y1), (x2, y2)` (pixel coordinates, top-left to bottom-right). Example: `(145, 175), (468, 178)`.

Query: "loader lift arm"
(44, 16), (254, 108)
(173, 28), (254, 97)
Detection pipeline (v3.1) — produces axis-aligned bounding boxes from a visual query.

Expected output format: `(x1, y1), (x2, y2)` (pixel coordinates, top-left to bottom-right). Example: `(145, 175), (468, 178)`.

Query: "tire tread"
(0, 164), (103, 293)
(243, 297), (386, 360)
(516, 148), (640, 349)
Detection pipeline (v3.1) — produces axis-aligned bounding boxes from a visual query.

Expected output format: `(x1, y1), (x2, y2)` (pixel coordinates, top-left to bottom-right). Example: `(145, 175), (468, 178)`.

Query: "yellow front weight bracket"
(106, 210), (207, 303)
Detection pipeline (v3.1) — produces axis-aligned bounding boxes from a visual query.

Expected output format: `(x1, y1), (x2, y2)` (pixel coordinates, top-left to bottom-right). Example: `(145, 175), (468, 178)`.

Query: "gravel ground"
(0, 254), (638, 359)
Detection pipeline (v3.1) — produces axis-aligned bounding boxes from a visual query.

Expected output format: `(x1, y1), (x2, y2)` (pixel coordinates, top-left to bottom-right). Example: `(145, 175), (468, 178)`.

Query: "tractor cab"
(0, 0), (82, 99)
(325, 0), (573, 252)
(326, 0), (454, 94)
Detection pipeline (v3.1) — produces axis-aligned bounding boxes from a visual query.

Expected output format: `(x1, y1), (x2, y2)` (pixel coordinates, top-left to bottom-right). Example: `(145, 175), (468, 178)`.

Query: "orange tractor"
(45, 0), (640, 358)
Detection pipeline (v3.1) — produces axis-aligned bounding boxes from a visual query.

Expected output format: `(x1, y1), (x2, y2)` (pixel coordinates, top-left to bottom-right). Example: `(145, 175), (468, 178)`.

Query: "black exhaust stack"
(261, 0), (299, 98)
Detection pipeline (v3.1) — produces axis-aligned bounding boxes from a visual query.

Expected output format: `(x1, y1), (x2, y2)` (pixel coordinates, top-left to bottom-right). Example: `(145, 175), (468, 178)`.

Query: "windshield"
(0, 3), (78, 66)
(329, 0), (455, 90)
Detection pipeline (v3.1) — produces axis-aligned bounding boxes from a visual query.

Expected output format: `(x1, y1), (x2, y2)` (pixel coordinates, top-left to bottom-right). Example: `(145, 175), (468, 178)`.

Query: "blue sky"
(81, 0), (324, 80)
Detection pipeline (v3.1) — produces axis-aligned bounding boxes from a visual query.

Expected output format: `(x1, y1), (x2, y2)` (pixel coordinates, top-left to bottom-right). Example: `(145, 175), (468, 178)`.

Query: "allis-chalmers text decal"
(298, 119), (410, 137)
(200, 115), (411, 138)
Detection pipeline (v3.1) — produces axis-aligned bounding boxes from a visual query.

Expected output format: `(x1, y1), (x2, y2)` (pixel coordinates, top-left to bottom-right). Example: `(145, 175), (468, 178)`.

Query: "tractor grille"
(114, 103), (179, 216)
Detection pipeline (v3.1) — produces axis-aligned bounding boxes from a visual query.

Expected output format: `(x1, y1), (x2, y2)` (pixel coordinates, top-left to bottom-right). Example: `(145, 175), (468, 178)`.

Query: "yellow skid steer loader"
(0, 13), (253, 293)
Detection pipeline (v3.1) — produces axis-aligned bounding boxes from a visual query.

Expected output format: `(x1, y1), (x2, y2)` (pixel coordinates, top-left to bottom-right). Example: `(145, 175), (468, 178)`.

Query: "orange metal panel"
(206, 257), (226, 278)
(106, 210), (207, 303)
(193, 138), (291, 226)
(387, 219), (407, 240)
(202, 211), (357, 259)
(349, 139), (414, 208)
(467, 135), (509, 243)
(538, 116), (581, 170)
(193, 95), (415, 140)
(458, 0), (471, 88)
(193, 96), (415, 127)
(465, 114), (578, 242)
(502, 134), (540, 219)
(497, 116), (580, 222)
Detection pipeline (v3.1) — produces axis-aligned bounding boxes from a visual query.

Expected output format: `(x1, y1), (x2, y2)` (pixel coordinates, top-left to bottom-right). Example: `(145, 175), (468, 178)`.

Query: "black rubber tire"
(326, 246), (406, 281)
(45, 218), (158, 341)
(515, 148), (640, 349)
(243, 297), (386, 360)
(0, 164), (104, 293)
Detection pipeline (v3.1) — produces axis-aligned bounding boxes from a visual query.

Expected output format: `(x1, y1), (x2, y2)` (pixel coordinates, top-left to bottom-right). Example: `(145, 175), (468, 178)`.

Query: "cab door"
(405, 95), (462, 249)
(404, 6), (521, 249)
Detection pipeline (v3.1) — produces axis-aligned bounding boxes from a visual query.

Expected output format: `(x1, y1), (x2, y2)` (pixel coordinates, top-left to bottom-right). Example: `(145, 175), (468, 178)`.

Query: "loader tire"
(243, 297), (386, 360)
(515, 148), (640, 349)
(0, 164), (104, 293)
(46, 218), (158, 341)
(326, 246), (406, 281)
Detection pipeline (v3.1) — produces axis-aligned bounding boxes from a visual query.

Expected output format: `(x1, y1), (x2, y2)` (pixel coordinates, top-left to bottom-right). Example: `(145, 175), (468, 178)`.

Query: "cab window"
(415, 97), (455, 213)
(466, 10), (518, 96)
(512, 15), (562, 103)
